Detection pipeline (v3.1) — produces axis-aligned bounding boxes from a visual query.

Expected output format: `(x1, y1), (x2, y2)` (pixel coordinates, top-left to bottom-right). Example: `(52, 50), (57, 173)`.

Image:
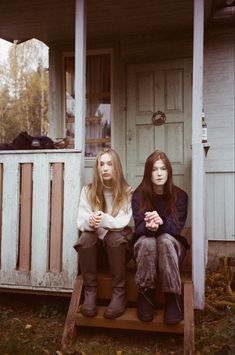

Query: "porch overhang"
(0, 0), (216, 46)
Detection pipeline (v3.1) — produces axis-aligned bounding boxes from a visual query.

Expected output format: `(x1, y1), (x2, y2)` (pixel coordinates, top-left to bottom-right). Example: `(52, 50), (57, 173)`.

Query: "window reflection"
(64, 53), (111, 155)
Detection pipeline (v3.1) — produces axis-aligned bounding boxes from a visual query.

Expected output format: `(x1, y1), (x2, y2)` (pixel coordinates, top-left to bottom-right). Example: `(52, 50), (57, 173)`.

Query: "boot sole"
(81, 308), (97, 317)
(164, 314), (183, 325)
(103, 307), (126, 319)
(137, 314), (154, 322)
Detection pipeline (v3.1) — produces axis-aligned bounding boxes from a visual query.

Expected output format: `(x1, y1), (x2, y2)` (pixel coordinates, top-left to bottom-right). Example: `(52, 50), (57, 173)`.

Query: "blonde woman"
(74, 148), (132, 319)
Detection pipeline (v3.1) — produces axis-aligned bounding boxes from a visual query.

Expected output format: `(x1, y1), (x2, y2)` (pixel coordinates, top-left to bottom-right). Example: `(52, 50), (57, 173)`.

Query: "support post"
(192, 0), (205, 309)
(74, 0), (86, 159)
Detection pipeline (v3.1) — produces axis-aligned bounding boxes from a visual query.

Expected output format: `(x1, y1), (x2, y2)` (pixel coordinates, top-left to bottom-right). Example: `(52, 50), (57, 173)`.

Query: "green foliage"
(0, 39), (49, 144)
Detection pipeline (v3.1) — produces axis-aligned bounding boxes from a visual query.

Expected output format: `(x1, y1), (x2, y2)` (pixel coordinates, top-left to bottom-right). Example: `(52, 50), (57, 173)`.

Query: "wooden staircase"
(61, 228), (194, 354)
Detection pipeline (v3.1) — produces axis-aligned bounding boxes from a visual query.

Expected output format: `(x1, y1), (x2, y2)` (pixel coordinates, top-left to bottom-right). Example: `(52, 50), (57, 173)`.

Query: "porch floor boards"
(75, 305), (184, 333)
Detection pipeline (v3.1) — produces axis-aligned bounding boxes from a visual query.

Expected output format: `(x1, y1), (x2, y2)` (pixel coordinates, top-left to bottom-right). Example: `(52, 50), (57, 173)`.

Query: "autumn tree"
(0, 39), (48, 143)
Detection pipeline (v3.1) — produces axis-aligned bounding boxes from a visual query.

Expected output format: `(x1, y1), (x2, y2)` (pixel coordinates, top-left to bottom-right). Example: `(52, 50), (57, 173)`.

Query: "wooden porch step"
(62, 277), (194, 354)
(62, 228), (194, 353)
(83, 270), (191, 302)
(75, 306), (184, 333)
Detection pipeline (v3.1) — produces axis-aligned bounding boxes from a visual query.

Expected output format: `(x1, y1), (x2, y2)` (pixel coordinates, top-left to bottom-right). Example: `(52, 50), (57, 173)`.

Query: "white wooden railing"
(0, 150), (81, 294)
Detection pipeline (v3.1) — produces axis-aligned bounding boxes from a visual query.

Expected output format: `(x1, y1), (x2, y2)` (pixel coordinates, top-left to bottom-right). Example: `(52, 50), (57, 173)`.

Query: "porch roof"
(0, 0), (219, 45)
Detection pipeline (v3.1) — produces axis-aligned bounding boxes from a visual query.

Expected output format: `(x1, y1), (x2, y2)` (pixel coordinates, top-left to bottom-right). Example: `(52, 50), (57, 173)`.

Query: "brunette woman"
(131, 150), (189, 324)
(74, 148), (132, 319)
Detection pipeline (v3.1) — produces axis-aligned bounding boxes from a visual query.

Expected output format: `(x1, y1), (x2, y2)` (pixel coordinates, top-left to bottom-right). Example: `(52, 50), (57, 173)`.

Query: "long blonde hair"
(86, 148), (131, 216)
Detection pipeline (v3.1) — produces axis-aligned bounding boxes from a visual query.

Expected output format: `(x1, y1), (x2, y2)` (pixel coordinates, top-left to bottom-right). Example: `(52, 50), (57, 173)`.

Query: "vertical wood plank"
(31, 156), (50, 285)
(181, 228), (192, 274)
(19, 163), (33, 271)
(183, 281), (195, 355)
(62, 154), (81, 287)
(205, 173), (214, 240)
(224, 173), (235, 240)
(61, 277), (83, 352)
(0, 164), (3, 268)
(1, 158), (20, 274)
(206, 172), (235, 241)
(214, 174), (225, 239)
(49, 163), (63, 272)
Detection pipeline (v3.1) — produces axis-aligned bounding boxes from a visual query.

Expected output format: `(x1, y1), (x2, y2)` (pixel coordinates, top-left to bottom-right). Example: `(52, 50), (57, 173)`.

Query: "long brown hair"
(136, 150), (178, 221)
(86, 148), (131, 216)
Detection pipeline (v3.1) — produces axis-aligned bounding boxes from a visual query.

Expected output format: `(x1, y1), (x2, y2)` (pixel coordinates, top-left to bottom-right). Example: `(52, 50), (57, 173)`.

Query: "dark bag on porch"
(0, 131), (56, 150)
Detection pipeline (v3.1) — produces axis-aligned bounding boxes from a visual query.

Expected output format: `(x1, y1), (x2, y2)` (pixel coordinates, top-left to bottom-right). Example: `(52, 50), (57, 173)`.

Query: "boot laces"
(139, 288), (155, 307)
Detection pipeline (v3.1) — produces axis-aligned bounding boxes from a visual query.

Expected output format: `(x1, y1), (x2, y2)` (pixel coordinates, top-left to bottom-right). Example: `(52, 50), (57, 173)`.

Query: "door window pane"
(64, 57), (75, 148)
(64, 53), (111, 154)
(85, 54), (111, 157)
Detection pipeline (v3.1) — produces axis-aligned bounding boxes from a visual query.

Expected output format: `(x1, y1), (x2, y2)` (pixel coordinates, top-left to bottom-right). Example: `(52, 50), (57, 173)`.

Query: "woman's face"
(151, 158), (168, 192)
(99, 153), (113, 183)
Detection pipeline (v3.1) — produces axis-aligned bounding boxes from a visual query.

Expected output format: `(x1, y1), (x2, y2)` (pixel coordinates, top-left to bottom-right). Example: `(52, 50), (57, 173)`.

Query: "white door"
(126, 59), (192, 203)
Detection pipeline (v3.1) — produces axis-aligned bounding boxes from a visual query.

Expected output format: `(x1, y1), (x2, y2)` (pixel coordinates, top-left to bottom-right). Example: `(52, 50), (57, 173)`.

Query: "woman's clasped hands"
(89, 211), (103, 228)
(144, 211), (163, 232)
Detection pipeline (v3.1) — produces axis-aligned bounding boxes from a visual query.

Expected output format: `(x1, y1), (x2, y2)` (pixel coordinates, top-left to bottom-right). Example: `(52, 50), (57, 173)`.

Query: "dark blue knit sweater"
(132, 186), (188, 245)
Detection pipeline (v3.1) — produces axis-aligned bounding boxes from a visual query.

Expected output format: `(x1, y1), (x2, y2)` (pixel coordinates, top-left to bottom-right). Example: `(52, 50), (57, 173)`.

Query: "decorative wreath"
(152, 110), (166, 126)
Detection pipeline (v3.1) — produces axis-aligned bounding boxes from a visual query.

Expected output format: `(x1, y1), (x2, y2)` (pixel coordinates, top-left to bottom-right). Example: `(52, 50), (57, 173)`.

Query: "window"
(64, 56), (75, 147)
(64, 51), (112, 155)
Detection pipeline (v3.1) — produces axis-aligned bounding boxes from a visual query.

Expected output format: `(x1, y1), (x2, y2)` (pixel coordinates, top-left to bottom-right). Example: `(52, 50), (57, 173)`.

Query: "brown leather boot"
(78, 245), (97, 317)
(137, 288), (155, 322)
(104, 244), (127, 319)
(164, 292), (183, 324)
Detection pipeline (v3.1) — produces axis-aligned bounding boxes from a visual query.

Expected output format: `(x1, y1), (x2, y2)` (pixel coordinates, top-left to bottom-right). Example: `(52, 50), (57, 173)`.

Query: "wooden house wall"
(204, 28), (235, 241)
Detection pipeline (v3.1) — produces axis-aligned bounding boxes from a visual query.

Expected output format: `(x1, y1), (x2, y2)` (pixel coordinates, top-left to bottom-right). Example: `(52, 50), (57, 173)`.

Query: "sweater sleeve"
(156, 190), (188, 237)
(98, 195), (132, 230)
(77, 186), (95, 232)
(131, 191), (156, 239)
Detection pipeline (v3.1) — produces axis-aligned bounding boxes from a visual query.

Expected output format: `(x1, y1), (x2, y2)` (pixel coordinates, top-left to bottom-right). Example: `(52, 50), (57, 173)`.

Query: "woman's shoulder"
(174, 185), (188, 200)
(81, 184), (91, 195)
(132, 188), (140, 200)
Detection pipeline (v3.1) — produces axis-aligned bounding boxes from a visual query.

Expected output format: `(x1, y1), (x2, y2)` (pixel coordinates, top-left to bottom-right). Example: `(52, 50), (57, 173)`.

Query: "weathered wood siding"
(204, 29), (235, 241)
(206, 173), (234, 240)
(0, 151), (81, 292)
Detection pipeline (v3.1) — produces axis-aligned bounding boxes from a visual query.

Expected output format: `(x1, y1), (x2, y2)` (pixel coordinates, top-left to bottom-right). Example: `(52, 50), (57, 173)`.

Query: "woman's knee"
(75, 231), (98, 249)
(157, 233), (175, 250)
(105, 231), (127, 247)
(134, 236), (157, 255)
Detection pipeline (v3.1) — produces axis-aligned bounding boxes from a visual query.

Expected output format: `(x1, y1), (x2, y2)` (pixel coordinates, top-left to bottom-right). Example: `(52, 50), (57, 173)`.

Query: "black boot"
(104, 244), (127, 319)
(78, 245), (97, 317)
(164, 292), (183, 325)
(137, 288), (155, 322)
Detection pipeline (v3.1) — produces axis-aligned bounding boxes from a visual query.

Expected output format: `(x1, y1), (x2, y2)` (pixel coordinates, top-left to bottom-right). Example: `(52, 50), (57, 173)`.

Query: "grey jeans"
(134, 233), (186, 294)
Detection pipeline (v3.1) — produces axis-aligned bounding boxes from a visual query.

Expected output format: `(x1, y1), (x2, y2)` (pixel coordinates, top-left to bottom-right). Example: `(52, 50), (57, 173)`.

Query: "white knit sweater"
(77, 186), (132, 240)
